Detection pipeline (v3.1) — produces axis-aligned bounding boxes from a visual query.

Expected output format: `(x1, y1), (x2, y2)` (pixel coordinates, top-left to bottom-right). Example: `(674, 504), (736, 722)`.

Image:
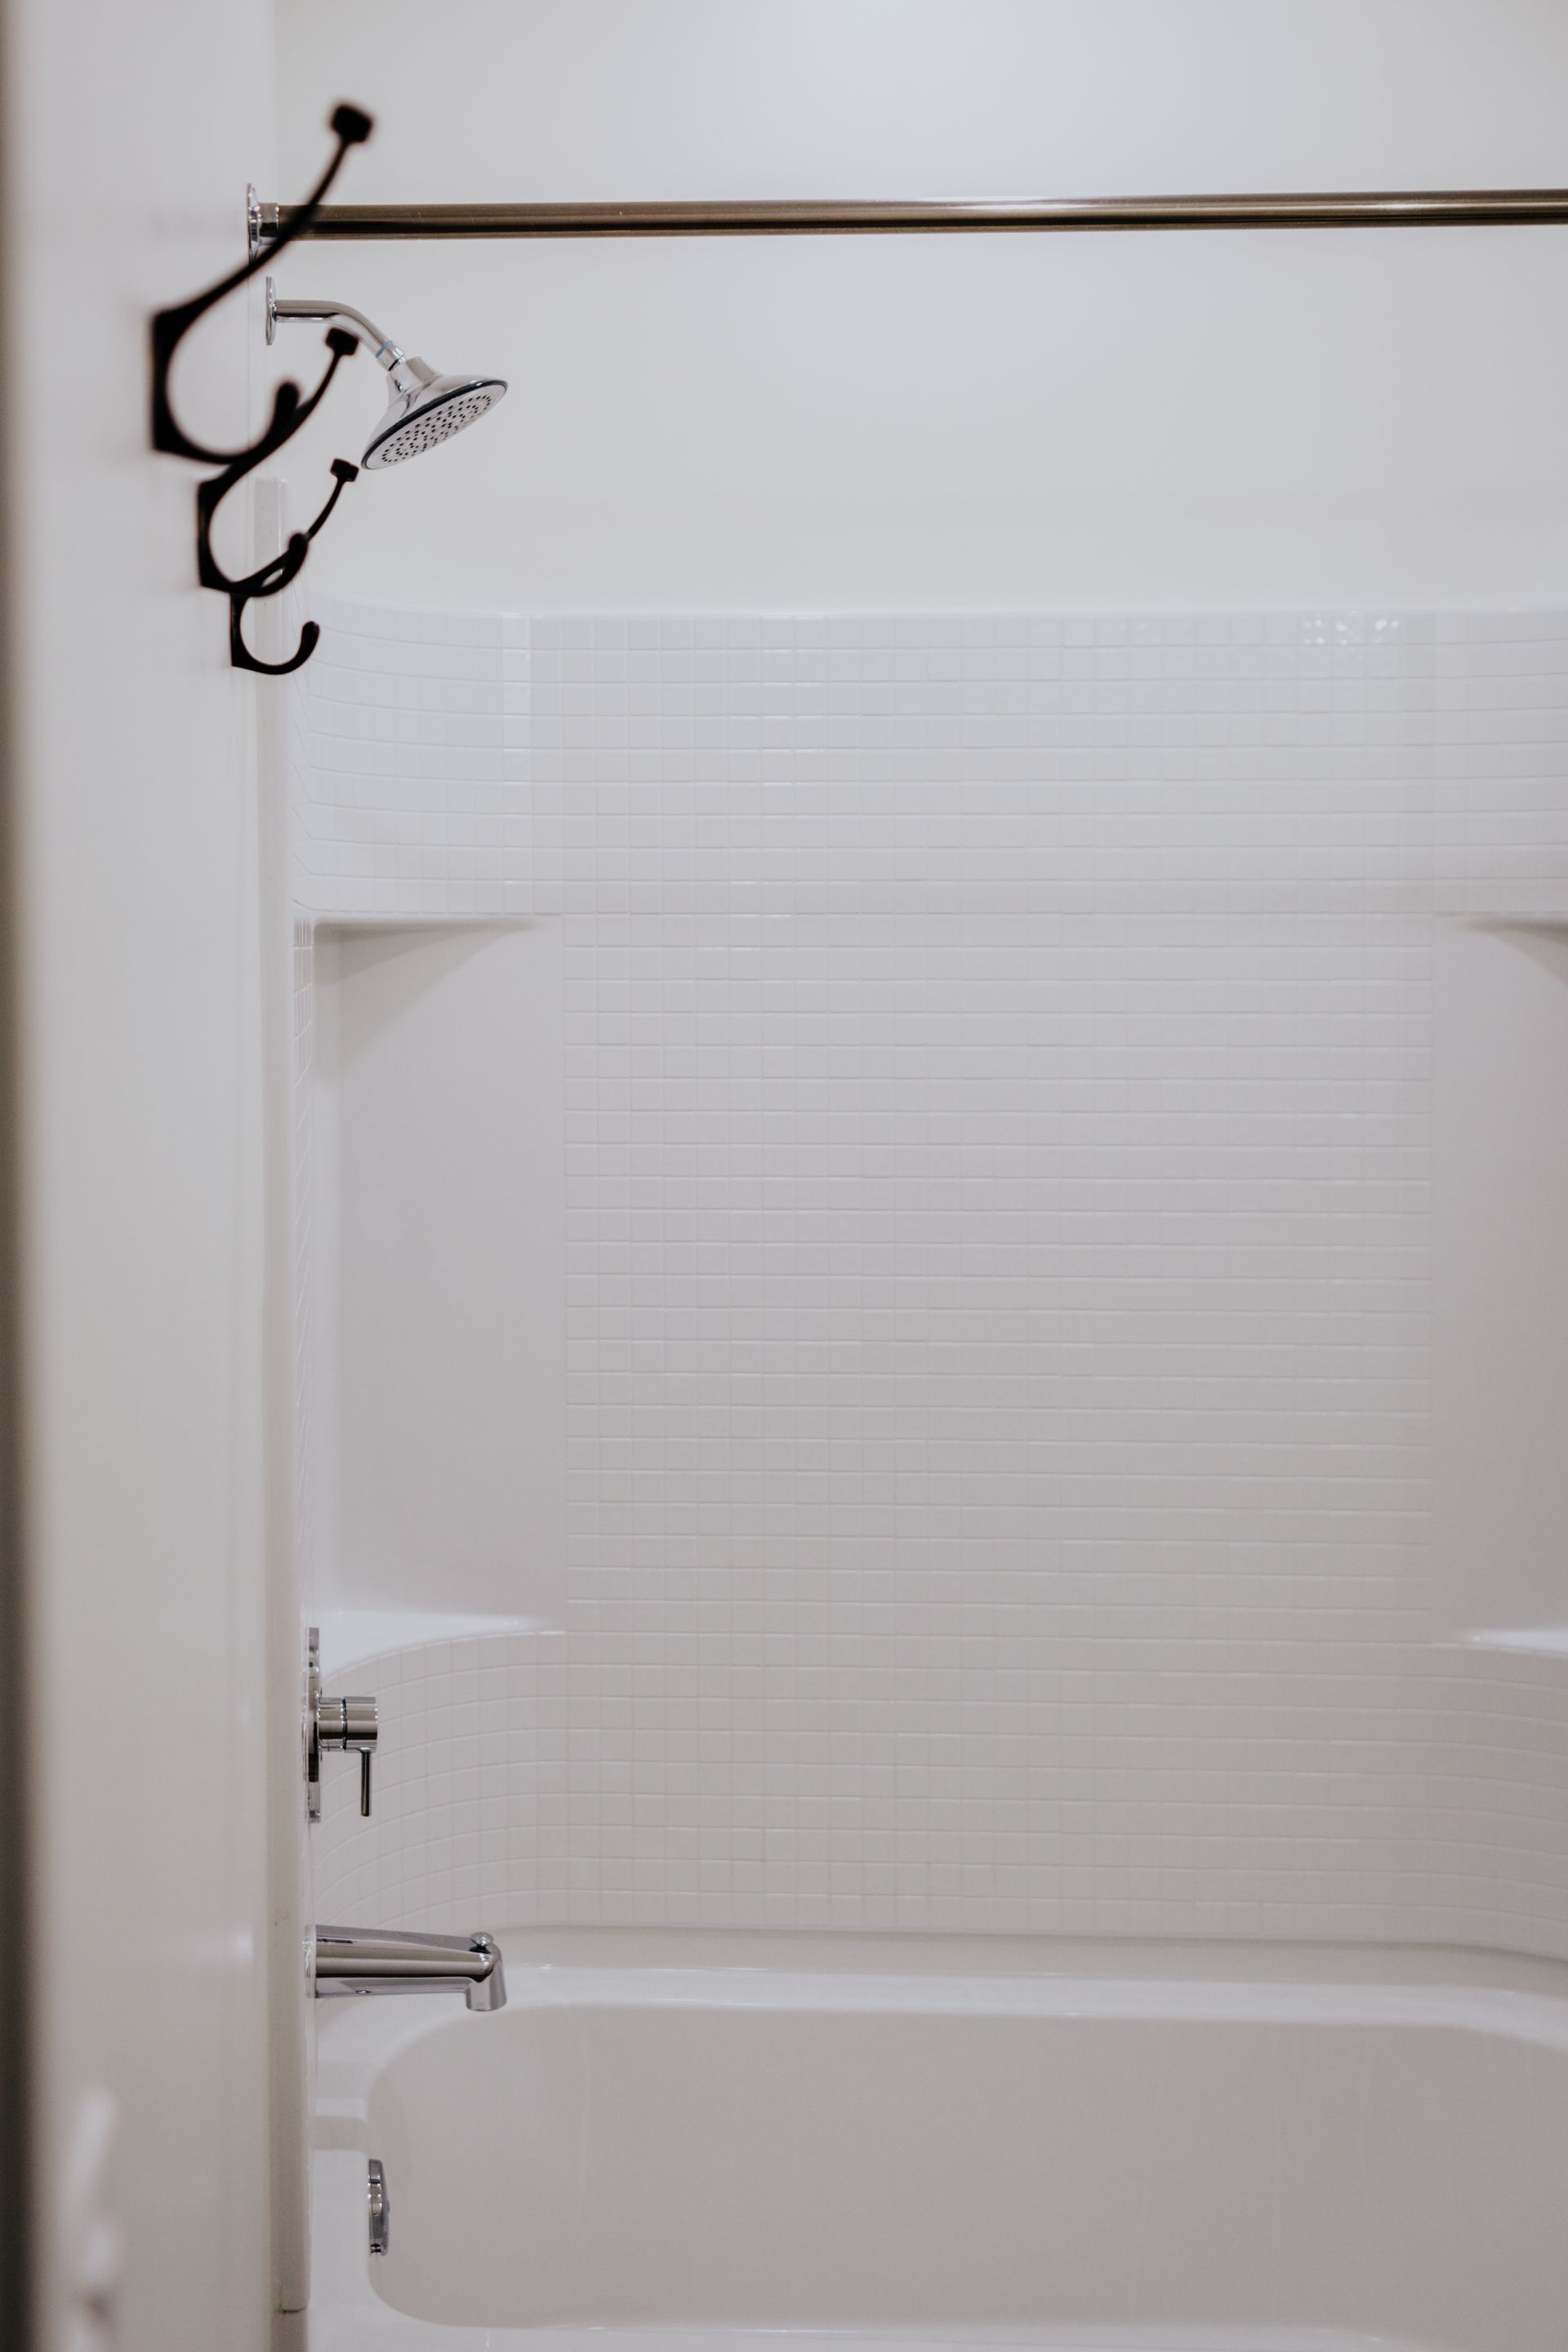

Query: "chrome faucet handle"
(367, 2158), (390, 2256)
(305, 1628), (379, 1821)
(320, 1693), (378, 1815)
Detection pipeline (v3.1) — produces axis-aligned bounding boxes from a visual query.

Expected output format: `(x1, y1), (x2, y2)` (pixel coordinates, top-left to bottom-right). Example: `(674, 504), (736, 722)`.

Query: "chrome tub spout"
(313, 1924), (506, 2011)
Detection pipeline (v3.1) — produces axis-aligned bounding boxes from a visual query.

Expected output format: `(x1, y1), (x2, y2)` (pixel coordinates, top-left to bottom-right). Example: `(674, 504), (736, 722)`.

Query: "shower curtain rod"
(253, 188), (1568, 245)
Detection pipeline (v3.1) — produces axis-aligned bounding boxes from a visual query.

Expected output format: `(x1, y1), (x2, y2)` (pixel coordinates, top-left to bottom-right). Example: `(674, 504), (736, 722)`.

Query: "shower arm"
(253, 185), (1568, 247)
(269, 294), (396, 363)
(268, 287), (404, 370)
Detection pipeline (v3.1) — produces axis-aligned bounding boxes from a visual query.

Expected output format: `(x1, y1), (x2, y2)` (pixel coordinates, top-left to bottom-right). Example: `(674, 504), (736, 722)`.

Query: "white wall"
(301, 595), (1568, 1958)
(274, 0), (1568, 612)
(2, 3), (280, 2346)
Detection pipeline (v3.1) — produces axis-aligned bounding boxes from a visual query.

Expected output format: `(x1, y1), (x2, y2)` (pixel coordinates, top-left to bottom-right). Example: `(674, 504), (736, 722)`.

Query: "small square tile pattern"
(292, 915), (314, 1597)
(289, 600), (526, 920)
(301, 601), (1568, 1954)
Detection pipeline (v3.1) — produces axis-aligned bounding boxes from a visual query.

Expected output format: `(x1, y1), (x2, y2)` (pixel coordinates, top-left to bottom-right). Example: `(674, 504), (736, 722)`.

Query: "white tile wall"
(300, 599), (1568, 1957)
(292, 914), (314, 1602)
(289, 599), (529, 919)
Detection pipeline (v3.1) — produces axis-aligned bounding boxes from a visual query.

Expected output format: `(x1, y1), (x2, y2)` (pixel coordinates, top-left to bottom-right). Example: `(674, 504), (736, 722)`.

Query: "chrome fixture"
(255, 184), (1568, 247)
(368, 2159), (390, 2257)
(266, 280), (506, 469)
(314, 1924), (507, 2012)
(305, 1627), (379, 1822)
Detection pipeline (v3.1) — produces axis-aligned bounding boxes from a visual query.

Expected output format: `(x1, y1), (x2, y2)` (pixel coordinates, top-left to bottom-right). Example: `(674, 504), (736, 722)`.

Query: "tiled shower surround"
(299, 596), (1568, 1952)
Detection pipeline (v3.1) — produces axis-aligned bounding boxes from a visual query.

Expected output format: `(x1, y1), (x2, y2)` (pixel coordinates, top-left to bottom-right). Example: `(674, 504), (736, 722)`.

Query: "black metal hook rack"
(151, 102), (374, 674)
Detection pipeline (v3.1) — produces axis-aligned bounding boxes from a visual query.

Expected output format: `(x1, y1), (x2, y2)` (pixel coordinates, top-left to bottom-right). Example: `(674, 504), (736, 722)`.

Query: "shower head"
(266, 280), (507, 469)
(362, 360), (506, 469)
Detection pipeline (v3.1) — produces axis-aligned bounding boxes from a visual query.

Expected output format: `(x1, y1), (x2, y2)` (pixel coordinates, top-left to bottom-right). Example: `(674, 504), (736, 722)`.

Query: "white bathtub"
(308, 1932), (1568, 2352)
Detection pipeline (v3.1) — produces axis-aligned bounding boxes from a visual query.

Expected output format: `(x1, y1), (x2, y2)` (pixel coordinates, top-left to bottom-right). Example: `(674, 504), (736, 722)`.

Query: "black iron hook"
(226, 460), (360, 676)
(194, 331), (359, 599)
(228, 606), (321, 679)
(152, 105), (374, 674)
(151, 101), (372, 469)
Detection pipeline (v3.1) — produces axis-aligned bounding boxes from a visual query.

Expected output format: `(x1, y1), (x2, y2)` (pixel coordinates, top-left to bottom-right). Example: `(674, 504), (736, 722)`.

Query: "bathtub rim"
(314, 1936), (1568, 2092)
(310, 1934), (1568, 2352)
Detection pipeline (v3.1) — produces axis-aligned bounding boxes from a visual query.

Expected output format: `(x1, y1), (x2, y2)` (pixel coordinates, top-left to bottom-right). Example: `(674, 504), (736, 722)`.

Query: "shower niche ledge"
(305, 914), (566, 1646)
(314, 1607), (556, 1678)
(1456, 1627), (1568, 1664)
(310, 908), (537, 933)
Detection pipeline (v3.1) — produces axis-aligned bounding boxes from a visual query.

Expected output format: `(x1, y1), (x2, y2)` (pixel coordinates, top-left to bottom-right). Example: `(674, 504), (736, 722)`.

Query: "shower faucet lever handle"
(319, 1693), (378, 1816)
(305, 1629), (379, 1821)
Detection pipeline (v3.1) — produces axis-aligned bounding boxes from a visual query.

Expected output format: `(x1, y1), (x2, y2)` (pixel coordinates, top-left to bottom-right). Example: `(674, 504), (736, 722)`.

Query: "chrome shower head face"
(363, 366), (508, 470)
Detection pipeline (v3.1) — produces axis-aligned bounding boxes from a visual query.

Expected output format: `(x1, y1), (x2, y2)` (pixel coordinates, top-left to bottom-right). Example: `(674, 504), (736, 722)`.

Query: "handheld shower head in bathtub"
(266, 278), (507, 468)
